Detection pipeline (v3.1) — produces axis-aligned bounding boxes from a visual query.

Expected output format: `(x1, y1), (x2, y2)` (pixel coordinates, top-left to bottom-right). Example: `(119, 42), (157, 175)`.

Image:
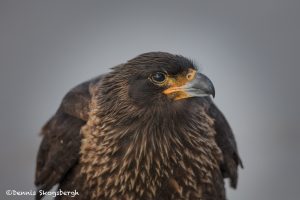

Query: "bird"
(35, 52), (243, 200)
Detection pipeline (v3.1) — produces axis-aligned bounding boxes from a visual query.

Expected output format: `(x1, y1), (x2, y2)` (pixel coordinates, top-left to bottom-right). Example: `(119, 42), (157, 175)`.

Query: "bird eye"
(151, 72), (166, 83)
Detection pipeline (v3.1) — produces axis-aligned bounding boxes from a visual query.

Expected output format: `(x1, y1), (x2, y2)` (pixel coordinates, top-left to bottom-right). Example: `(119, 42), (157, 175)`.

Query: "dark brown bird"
(35, 52), (242, 200)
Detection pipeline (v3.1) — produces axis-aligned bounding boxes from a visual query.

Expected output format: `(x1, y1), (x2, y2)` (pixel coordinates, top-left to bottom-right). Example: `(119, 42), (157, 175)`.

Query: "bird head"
(126, 52), (214, 102)
(98, 52), (215, 115)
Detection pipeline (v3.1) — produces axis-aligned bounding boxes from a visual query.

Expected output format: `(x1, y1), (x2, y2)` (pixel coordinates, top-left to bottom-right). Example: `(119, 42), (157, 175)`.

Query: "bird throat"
(79, 86), (223, 199)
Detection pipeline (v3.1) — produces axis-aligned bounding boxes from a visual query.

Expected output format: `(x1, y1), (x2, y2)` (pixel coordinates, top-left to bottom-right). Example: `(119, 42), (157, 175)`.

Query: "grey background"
(0, 0), (299, 199)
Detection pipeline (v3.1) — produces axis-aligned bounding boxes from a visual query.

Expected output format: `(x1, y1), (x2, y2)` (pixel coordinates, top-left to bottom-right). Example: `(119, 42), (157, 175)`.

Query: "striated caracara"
(35, 52), (243, 200)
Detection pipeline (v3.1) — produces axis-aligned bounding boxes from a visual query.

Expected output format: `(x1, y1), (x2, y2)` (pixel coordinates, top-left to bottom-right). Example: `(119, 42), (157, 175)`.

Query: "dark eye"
(151, 72), (166, 83)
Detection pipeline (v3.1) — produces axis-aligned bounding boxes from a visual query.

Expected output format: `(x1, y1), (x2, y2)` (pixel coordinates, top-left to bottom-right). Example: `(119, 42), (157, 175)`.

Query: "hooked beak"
(163, 73), (215, 100)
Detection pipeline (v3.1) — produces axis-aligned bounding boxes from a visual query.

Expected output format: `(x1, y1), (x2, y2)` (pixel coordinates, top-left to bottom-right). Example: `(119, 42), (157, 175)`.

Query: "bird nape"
(35, 52), (243, 200)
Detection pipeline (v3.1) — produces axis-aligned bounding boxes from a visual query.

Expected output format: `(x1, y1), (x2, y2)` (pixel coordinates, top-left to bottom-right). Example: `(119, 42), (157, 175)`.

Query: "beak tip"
(209, 83), (215, 98)
(212, 88), (215, 98)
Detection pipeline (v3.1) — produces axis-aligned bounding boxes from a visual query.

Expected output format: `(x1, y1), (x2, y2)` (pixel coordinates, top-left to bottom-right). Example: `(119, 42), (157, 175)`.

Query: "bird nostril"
(186, 73), (193, 80)
(186, 69), (196, 81)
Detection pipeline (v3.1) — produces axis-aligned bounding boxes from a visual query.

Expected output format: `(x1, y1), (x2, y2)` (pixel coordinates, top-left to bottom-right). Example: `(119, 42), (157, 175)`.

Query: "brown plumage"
(35, 52), (243, 200)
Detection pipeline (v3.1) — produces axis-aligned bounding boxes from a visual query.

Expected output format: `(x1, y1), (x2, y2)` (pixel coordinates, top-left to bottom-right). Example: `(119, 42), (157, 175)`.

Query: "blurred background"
(0, 0), (299, 199)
